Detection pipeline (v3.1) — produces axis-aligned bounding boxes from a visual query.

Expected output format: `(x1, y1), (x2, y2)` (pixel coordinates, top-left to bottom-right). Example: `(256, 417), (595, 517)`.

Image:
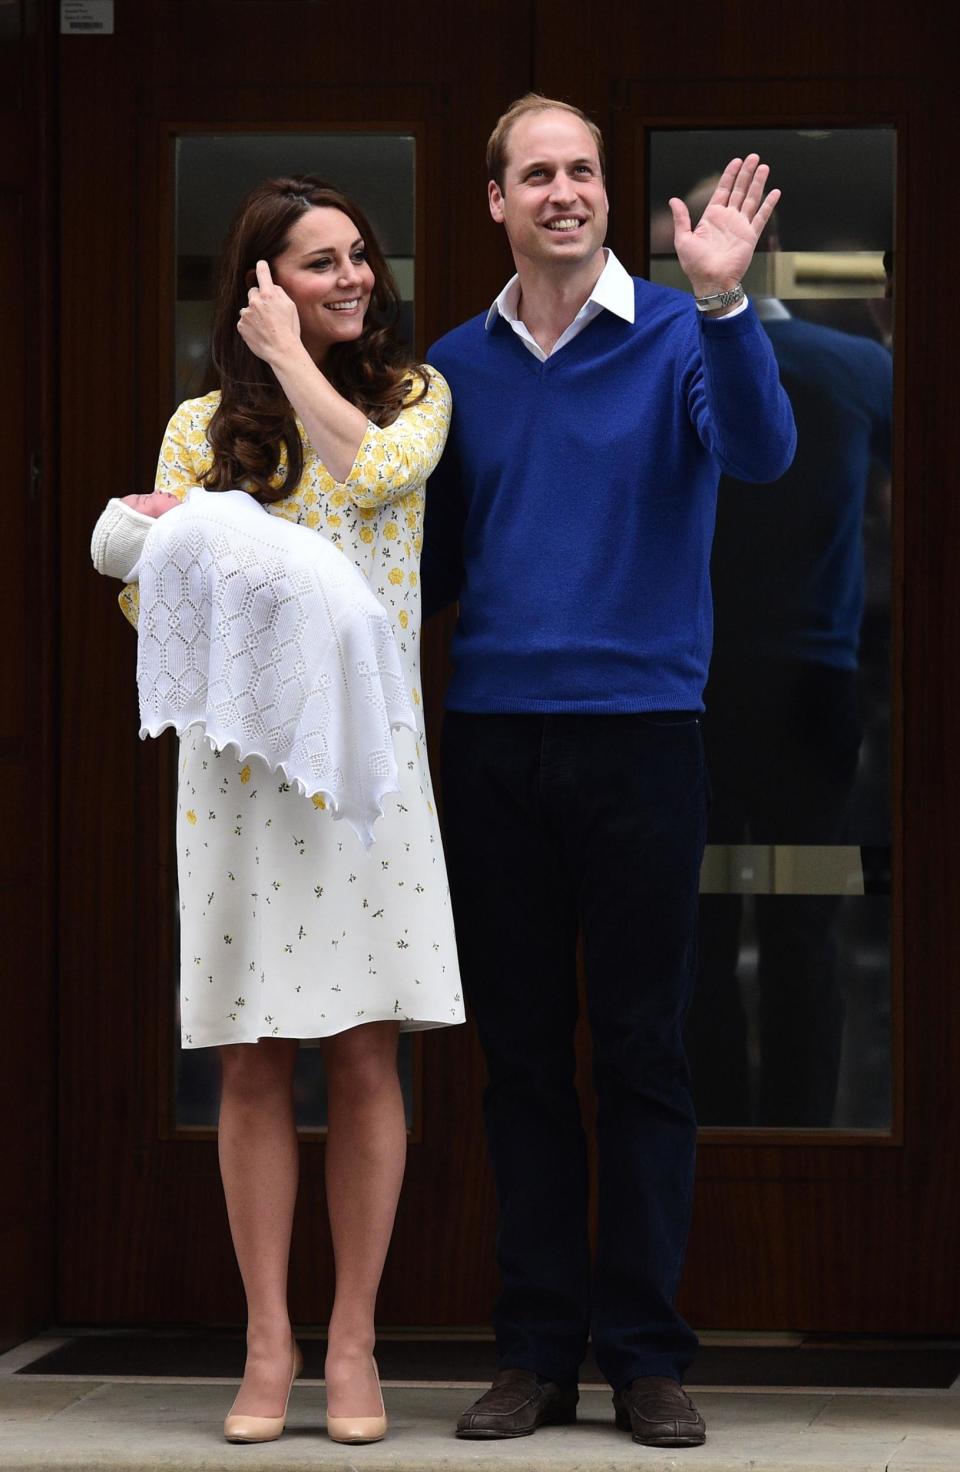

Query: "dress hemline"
(181, 1013), (464, 1049)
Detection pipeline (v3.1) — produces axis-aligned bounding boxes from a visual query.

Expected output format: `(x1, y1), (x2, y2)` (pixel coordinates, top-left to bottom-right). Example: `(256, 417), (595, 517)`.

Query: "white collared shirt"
(485, 247), (747, 360)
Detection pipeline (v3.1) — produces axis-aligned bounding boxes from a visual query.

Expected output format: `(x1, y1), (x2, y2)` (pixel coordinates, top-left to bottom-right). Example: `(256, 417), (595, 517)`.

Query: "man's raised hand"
(668, 154), (780, 301)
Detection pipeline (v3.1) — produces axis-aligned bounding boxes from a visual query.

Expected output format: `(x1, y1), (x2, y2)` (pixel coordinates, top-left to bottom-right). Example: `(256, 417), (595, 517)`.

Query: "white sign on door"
(60, 1), (115, 34)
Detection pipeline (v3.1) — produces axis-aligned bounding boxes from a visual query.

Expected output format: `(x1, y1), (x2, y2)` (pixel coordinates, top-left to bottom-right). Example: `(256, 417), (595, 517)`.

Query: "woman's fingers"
(245, 260), (274, 304)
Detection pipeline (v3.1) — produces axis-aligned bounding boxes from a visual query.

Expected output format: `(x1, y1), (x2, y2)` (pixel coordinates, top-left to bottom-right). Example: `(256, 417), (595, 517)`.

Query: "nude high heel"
(325, 1356), (387, 1444)
(223, 1342), (303, 1443)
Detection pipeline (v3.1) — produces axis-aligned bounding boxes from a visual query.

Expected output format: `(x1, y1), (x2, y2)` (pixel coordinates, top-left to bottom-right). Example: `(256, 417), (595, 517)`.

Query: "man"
(423, 94), (796, 1448)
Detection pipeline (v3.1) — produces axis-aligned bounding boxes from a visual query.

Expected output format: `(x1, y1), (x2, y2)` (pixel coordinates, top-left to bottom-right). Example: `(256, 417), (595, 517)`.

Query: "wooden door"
(535, 0), (960, 1333)
(57, 0), (960, 1337)
(57, 0), (528, 1327)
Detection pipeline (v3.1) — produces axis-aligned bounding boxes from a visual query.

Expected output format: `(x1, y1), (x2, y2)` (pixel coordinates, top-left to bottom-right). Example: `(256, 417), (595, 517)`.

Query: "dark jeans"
(441, 710), (708, 1389)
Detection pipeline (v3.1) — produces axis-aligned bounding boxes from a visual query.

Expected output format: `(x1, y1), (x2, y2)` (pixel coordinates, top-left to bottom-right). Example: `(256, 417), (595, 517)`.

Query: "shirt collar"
(484, 248), (635, 332)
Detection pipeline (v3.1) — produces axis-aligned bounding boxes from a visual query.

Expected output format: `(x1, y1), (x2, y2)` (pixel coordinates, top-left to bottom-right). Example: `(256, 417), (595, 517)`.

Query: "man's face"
(489, 110), (608, 272)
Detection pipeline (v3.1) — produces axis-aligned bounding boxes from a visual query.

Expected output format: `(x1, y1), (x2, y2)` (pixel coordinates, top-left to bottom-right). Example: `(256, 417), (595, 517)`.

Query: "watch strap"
(694, 282), (745, 312)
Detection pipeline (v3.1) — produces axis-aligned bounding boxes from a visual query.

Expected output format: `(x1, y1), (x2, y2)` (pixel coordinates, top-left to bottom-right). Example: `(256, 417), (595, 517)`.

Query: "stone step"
(2, 1379), (959, 1471)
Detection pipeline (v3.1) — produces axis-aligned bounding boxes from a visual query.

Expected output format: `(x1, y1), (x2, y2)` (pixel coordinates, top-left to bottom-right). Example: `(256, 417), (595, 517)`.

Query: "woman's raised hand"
(237, 259), (302, 365)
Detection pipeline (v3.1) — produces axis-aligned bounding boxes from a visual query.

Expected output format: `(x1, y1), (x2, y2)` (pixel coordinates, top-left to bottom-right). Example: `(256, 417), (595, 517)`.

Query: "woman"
(120, 177), (462, 1443)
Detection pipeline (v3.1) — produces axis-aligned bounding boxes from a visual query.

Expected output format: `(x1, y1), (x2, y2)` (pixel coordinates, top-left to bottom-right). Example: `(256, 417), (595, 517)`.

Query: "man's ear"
(488, 179), (505, 224)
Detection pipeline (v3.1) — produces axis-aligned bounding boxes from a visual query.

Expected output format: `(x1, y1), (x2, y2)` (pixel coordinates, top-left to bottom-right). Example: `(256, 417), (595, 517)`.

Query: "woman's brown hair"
(202, 176), (427, 502)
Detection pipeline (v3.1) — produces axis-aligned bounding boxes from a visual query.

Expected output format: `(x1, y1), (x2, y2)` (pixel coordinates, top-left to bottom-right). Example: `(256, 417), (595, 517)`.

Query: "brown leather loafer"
(613, 1376), (706, 1447)
(455, 1368), (578, 1439)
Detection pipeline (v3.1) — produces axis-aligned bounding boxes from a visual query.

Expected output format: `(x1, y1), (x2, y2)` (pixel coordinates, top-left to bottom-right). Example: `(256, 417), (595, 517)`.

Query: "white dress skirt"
(176, 723), (462, 1047)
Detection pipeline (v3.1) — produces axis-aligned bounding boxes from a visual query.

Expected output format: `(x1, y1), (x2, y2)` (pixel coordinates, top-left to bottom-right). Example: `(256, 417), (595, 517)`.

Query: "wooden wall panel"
(0, 0), (56, 1351)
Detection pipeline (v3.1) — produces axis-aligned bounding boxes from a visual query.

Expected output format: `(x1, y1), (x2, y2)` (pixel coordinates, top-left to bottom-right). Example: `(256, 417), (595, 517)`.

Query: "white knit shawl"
(136, 488), (416, 847)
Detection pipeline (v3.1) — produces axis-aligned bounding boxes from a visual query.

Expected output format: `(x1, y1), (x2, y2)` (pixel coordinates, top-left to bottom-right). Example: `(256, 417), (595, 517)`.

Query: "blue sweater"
(424, 280), (796, 714)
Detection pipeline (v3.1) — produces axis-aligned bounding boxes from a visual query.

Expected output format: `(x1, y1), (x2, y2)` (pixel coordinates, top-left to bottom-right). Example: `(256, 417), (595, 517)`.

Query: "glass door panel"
(649, 128), (895, 1130)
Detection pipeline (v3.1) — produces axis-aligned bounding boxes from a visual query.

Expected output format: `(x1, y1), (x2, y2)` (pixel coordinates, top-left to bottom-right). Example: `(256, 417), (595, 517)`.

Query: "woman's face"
(270, 206), (376, 364)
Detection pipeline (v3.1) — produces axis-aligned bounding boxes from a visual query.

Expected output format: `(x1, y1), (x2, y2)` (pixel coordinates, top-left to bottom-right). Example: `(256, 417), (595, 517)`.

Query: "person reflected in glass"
(683, 209), (893, 1126)
(91, 177), (463, 1443)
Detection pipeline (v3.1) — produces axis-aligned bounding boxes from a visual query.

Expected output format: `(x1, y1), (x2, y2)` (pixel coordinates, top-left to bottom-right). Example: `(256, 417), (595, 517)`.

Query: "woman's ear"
(243, 267), (257, 290)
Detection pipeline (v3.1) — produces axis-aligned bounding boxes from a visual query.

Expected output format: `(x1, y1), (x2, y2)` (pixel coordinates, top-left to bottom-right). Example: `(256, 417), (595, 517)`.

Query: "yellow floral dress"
(147, 371), (463, 1048)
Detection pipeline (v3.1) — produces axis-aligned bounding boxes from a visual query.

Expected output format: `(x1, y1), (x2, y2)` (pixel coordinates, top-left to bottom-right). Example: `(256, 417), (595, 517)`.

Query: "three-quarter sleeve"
(342, 370), (452, 509)
(119, 397), (215, 627)
(154, 400), (212, 498)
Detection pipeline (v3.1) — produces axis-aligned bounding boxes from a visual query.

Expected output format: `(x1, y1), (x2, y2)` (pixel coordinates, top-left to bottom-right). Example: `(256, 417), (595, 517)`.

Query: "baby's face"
(122, 491), (180, 519)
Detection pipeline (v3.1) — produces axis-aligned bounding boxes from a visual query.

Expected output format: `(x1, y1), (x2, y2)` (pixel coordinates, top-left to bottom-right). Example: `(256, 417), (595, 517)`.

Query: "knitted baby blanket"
(136, 487), (416, 847)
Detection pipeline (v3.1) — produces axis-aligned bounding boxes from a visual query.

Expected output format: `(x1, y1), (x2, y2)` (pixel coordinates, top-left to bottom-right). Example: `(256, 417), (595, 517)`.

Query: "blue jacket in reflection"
(711, 306), (892, 670)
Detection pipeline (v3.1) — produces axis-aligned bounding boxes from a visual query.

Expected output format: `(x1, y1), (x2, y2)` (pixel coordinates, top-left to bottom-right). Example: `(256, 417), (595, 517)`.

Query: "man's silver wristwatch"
(694, 282), (745, 313)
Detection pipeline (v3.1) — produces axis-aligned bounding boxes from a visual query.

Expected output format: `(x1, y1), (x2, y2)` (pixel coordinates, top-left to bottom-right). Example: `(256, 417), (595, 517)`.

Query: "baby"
(90, 485), (415, 846)
(90, 490), (181, 581)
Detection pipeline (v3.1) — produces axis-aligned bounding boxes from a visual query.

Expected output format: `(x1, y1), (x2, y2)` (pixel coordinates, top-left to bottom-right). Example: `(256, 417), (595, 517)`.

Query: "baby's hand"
(122, 491), (180, 519)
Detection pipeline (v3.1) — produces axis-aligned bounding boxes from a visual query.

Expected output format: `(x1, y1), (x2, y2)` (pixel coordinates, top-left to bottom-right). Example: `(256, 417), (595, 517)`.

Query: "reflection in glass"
(174, 134), (416, 401)
(170, 133), (418, 1132)
(649, 128), (895, 1129)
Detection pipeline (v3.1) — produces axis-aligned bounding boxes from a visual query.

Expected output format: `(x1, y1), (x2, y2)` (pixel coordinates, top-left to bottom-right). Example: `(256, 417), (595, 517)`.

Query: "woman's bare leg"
(218, 1038), (300, 1416)
(321, 1021), (405, 1416)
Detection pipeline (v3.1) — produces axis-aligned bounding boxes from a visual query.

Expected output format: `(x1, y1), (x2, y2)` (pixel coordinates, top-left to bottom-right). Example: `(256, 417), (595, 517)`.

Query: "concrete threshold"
(2, 1339), (959, 1472)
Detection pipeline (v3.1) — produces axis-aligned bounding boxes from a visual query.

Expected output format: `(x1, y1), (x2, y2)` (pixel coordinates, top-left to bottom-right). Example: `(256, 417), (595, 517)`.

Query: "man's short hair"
(486, 93), (606, 191)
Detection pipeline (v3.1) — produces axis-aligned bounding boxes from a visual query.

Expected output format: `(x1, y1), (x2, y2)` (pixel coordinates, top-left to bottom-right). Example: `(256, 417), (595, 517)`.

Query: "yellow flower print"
(398, 610), (409, 629)
(118, 583), (140, 627)
(302, 490), (318, 507)
(305, 510), (320, 528)
(404, 541), (411, 558)
(412, 687), (421, 706)
(239, 766), (251, 785)
(327, 513), (342, 528)
(359, 526), (374, 544)
(330, 490), (346, 508)
(383, 522), (399, 540)
(405, 511), (418, 529)
(185, 809), (198, 825)
(388, 567), (404, 586)
(414, 534), (423, 554)
(409, 570), (418, 587)
(359, 507), (376, 521)
(311, 794), (327, 810)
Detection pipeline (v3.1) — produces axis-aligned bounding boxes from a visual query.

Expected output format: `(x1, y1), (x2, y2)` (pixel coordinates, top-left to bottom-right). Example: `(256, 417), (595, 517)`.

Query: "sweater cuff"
(697, 298), (759, 337)
(91, 498), (155, 581)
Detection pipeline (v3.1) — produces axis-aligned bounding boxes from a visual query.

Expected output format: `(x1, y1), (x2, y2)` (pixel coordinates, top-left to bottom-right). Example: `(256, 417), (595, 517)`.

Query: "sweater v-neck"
(489, 305), (625, 375)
